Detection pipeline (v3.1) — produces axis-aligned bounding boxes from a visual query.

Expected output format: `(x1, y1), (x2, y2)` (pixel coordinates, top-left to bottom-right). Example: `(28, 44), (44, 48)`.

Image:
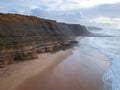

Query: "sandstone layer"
(0, 13), (90, 67)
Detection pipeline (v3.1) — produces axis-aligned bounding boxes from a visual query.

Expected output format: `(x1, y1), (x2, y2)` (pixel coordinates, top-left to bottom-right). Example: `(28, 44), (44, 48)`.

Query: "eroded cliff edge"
(0, 13), (90, 67)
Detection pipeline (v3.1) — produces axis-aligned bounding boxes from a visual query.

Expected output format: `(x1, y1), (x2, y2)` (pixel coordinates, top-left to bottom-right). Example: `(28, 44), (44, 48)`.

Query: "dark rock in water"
(0, 13), (91, 67)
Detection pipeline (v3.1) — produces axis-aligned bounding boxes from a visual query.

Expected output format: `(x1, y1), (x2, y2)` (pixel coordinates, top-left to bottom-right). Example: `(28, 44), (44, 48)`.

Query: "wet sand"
(0, 49), (72, 90)
(17, 38), (110, 90)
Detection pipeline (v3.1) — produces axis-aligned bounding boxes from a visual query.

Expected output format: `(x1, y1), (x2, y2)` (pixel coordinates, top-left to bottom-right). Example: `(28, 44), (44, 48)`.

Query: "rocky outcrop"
(0, 13), (90, 67)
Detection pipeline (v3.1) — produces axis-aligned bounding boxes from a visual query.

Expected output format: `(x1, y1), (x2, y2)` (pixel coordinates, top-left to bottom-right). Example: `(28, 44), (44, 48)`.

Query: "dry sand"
(16, 38), (110, 90)
(0, 49), (72, 90)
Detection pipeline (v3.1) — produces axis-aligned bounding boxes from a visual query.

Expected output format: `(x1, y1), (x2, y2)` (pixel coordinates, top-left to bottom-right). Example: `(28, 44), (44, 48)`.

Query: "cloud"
(30, 9), (84, 24)
(0, 0), (120, 11)
(50, 0), (120, 10)
(82, 3), (120, 18)
(0, 0), (120, 29)
(93, 17), (111, 23)
(92, 17), (120, 29)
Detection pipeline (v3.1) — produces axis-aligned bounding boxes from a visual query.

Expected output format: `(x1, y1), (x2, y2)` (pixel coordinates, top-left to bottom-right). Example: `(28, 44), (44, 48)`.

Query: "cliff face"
(0, 13), (90, 67)
(67, 24), (90, 36)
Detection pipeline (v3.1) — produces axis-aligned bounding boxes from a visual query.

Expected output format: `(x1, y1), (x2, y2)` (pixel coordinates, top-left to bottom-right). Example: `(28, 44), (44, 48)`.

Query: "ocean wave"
(88, 37), (120, 90)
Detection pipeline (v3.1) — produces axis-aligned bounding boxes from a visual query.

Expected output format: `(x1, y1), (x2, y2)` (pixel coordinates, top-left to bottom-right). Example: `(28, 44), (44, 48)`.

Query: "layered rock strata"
(0, 13), (90, 67)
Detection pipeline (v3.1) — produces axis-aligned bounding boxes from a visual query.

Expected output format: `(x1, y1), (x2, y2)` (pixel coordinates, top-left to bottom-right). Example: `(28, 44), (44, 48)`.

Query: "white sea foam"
(88, 36), (120, 90)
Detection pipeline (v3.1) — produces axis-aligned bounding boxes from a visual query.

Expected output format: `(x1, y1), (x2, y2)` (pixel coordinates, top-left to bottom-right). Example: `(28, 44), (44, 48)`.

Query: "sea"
(88, 29), (120, 90)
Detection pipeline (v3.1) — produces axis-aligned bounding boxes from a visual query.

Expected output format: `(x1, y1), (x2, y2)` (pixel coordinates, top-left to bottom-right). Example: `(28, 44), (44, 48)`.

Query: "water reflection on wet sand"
(17, 38), (109, 90)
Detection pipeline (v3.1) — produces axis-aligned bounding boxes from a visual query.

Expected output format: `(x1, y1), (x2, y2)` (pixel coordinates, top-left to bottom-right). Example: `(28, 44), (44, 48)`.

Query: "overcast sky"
(0, 0), (120, 29)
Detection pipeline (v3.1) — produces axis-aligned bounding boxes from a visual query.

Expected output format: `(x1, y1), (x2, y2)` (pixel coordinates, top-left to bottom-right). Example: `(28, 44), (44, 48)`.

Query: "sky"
(0, 0), (120, 29)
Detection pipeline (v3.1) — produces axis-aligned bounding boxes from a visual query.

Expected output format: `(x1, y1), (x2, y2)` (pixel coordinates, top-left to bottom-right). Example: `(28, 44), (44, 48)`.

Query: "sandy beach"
(17, 38), (110, 90)
(0, 38), (110, 90)
(0, 49), (72, 90)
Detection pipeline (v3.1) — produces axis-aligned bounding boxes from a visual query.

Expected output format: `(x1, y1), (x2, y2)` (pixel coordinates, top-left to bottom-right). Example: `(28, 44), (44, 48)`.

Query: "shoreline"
(17, 38), (110, 90)
(0, 37), (110, 90)
(0, 49), (73, 90)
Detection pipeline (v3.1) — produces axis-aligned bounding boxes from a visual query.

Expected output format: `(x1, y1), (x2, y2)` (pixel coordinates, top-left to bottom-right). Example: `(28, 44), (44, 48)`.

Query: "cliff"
(0, 13), (90, 67)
